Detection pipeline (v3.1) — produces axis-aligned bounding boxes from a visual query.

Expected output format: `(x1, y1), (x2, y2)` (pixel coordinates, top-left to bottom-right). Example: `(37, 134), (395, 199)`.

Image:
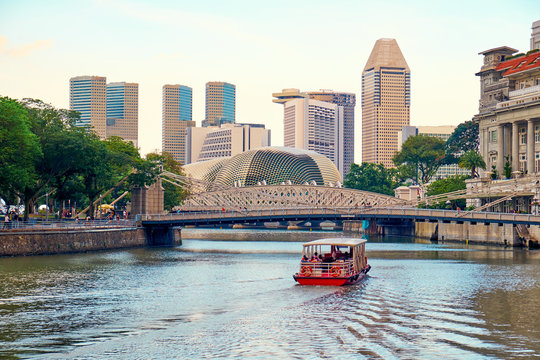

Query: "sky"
(0, 0), (538, 158)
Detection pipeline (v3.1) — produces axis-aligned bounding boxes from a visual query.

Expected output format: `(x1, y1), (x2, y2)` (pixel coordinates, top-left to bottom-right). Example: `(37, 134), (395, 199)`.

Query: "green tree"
(147, 152), (190, 211)
(491, 165), (498, 180)
(0, 97), (41, 210)
(16, 99), (84, 219)
(425, 175), (468, 209)
(393, 135), (446, 185)
(445, 120), (479, 164)
(344, 162), (396, 196)
(458, 150), (486, 178)
(503, 156), (512, 179)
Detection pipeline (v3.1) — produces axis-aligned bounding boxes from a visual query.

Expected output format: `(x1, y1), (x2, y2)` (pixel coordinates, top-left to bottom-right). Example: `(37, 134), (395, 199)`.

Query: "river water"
(0, 229), (539, 359)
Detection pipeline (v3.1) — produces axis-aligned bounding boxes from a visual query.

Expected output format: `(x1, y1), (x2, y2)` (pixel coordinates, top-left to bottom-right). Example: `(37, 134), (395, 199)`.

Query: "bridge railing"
(1, 218), (137, 231)
(139, 206), (540, 225)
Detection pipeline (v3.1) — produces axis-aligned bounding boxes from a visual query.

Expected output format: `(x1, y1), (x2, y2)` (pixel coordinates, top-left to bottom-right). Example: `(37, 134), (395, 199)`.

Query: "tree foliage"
(0, 98), (162, 219)
(344, 162), (397, 196)
(393, 135), (446, 185)
(425, 175), (469, 209)
(458, 150), (486, 178)
(0, 97), (41, 208)
(445, 120), (479, 163)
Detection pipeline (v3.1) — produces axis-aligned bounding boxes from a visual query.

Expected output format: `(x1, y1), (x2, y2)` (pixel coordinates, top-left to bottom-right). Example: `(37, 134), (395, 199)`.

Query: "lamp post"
(45, 188), (48, 223)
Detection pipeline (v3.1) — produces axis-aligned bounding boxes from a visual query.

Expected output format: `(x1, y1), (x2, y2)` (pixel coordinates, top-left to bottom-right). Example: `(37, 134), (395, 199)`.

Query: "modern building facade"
(282, 98), (345, 177)
(362, 38), (410, 167)
(272, 88), (308, 104)
(185, 123), (271, 164)
(162, 84), (196, 164)
(202, 81), (236, 127)
(307, 90), (356, 176)
(398, 125), (469, 179)
(69, 76), (107, 138)
(106, 82), (139, 146)
(183, 147), (342, 191)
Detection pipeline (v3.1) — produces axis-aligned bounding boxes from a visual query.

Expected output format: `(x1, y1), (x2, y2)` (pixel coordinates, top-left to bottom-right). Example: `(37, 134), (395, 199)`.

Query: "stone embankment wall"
(415, 222), (522, 246)
(0, 227), (182, 257)
(344, 220), (537, 247)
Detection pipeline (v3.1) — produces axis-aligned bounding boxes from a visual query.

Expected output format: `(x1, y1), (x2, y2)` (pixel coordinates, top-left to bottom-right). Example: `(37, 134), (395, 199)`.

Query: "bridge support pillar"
(144, 226), (181, 247)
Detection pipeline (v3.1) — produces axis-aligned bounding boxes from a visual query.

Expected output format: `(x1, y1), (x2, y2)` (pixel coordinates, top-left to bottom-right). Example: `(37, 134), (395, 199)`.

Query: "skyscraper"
(362, 38), (410, 167)
(162, 84), (195, 164)
(202, 81), (235, 127)
(307, 90), (356, 176)
(69, 75), (107, 138)
(106, 82), (139, 146)
(283, 98), (344, 177)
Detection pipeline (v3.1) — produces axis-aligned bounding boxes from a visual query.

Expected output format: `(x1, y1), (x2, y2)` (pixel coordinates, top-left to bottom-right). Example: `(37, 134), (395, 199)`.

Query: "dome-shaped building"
(184, 147), (341, 191)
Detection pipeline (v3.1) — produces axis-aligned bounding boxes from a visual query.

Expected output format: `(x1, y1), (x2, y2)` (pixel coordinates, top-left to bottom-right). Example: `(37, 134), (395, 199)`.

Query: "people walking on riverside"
(3, 214), (10, 230)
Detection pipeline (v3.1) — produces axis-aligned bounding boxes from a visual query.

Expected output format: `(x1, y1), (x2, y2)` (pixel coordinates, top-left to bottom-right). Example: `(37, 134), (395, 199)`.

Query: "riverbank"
(0, 227), (182, 256)
(344, 219), (540, 248)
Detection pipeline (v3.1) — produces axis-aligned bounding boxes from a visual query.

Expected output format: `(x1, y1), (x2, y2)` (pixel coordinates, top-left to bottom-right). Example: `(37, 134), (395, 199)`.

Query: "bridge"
(141, 175), (540, 247)
(140, 207), (540, 227)
(177, 184), (407, 211)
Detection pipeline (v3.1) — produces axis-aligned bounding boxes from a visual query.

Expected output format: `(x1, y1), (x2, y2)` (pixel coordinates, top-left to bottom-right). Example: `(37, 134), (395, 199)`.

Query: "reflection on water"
(0, 229), (539, 359)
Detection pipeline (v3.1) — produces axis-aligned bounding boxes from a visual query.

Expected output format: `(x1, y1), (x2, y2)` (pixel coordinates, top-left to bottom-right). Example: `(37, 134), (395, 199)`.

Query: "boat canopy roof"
(302, 238), (367, 247)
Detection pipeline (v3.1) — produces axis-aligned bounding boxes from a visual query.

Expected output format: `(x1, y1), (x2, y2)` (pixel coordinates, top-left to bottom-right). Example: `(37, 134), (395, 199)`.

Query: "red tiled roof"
(496, 51), (540, 76)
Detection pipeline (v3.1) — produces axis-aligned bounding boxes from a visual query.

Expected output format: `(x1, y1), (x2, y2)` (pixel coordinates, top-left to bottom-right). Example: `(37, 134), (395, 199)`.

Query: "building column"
(512, 122), (519, 173)
(528, 119), (535, 174)
(478, 128), (485, 176)
(497, 124), (504, 177)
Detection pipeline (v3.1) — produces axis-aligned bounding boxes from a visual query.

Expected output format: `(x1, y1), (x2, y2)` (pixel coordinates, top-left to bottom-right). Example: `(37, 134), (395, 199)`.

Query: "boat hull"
(293, 265), (371, 286)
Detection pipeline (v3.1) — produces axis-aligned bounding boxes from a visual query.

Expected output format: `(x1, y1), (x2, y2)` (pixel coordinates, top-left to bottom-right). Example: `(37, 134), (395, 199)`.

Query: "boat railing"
(299, 260), (354, 277)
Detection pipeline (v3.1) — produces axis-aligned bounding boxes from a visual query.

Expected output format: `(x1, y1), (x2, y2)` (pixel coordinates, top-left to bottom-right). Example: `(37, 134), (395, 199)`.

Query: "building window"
(489, 130), (497, 143)
(536, 152), (540, 173)
(520, 153), (527, 172)
(520, 128), (527, 145)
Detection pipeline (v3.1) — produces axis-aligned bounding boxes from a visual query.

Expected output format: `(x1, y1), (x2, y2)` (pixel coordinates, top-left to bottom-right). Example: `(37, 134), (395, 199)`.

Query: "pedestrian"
(3, 214), (10, 230)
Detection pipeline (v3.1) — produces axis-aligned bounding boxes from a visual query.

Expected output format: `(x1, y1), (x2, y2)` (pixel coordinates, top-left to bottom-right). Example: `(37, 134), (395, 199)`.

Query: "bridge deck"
(140, 208), (540, 227)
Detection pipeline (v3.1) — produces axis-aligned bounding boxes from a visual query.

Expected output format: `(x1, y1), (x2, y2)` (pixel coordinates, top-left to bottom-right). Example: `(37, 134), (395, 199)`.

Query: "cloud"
(0, 36), (52, 57)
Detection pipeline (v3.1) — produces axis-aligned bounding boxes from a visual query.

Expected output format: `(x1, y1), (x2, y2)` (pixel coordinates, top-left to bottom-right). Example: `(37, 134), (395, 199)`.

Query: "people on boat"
(302, 255), (308, 262)
(310, 252), (321, 262)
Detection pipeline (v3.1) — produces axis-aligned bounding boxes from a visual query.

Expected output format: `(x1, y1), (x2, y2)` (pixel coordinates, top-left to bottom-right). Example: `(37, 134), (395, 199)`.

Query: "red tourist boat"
(293, 238), (371, 286)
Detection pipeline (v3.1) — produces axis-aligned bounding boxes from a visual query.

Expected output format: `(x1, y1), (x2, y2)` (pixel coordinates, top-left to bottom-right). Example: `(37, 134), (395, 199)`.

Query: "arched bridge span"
(178, 184), (407, 211)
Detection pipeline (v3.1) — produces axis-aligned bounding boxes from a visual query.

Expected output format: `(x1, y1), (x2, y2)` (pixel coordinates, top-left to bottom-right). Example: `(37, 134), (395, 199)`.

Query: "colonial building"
(475, 49), (540, 177)
(468, 20), (540, 213)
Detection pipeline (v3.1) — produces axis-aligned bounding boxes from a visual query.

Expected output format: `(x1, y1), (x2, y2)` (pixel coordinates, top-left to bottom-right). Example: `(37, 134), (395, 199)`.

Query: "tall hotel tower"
(69, 76), (107, 138)
(162, 85), (196, 164)
(282, 98), (344, 177)
(106, 82), (139, 146)
(202, 81), (236, 127)
(307, 91), (356, 176)
(362, 38), (410, 167)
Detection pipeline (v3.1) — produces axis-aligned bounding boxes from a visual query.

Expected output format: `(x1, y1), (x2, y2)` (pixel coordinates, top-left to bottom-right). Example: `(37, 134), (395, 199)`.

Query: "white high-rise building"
(283, 98), (344, 177)
(185, 123), (271, 164)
